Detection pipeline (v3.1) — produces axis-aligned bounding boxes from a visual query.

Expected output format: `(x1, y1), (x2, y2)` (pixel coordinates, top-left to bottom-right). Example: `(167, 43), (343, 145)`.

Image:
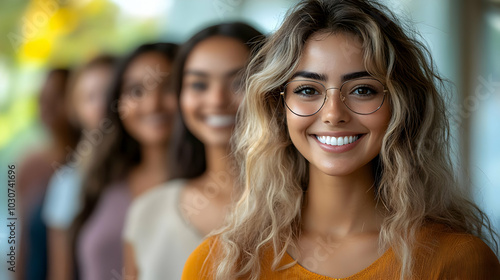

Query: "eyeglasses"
(280, 77), (387, 116)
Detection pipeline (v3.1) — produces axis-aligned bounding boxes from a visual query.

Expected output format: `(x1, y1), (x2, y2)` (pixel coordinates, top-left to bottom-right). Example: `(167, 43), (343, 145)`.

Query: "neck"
(200, 144), (235, 197)
(302, 162), (385, 237)
(137, 143), (170, 178)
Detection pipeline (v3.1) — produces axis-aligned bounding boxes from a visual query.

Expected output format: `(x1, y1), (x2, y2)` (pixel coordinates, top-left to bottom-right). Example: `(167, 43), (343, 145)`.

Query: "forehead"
(125, 52), (171, 80)
(184, 36), (249, 76)
(296, 32), (365, 81)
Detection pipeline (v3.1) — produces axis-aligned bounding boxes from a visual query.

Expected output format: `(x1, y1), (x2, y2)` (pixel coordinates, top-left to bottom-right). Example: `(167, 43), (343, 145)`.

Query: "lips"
(141, 113), (170, 126)
(205, 115), (236, 128)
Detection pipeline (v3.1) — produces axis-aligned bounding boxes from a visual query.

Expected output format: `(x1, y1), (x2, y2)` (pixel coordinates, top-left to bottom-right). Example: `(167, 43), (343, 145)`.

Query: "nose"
(206, 81), (230, 109)
(320, 88), (350, 125)
(142, 88), (163, 112)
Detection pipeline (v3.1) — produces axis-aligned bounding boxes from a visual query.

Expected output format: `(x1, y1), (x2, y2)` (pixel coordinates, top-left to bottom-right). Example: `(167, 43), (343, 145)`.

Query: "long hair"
(213, 1), (498, 279)
(70, 42), (179, 277)
(169, 22), (264, 179)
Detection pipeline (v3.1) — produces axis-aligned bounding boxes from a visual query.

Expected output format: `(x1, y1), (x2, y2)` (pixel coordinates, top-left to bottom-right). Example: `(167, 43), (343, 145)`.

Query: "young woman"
(16, 68), (79, 280)
(42, 55), (116, 280)
(70, 43), (178, 280)
(123, 23), (263, 280)
(183, 0), (500, 279)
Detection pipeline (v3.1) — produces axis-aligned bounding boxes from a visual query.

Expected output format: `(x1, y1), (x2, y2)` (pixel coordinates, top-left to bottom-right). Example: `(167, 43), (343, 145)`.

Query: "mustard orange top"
(182, 223), (500, 279)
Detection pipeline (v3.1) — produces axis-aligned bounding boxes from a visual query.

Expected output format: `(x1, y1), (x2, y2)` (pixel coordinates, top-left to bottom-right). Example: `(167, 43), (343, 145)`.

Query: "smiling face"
(73, 66), (113, 131)
(119, 51), (177, 146)
(286, 32), (391, 177)
(181, 36), (249, 148)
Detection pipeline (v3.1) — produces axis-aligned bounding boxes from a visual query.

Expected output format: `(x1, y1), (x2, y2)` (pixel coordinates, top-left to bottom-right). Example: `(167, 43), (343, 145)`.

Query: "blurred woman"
(183, 0), (500, 279)
(70, 43), (178, 280)
(42, 55), (116, 280)
(17, 68), (79, 280)
(123, 23), (263, 280)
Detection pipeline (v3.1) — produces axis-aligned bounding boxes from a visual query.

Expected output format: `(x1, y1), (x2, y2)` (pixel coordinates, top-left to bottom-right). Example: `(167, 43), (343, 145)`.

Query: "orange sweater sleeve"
(182, 237), (215, 280)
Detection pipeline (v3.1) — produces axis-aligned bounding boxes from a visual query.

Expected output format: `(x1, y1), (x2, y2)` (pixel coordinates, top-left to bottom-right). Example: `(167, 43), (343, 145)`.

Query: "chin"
(312, 160), (361, 177)
(319, 168), (357, 177)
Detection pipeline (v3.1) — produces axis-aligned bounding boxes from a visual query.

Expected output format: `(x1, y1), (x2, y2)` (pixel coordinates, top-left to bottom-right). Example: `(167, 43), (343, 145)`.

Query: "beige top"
(123, 179), (204, 280)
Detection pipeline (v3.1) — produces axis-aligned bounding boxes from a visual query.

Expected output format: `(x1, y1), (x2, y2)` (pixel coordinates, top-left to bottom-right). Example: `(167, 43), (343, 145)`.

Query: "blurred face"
(72, 66), (112, 130)
(286, 32), (391, 177)
(181, 36), (249, 148)
(119, 52), (177, 146)
(39, 71), (68, 130)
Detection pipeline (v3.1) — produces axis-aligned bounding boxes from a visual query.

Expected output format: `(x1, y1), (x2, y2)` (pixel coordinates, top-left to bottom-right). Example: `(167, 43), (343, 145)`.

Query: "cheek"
(162, 94), (178, 114)
(285, 111), (314, 145)
(118, 97), (139, 125)
(363, 108), (391, 148)
(180, 92), (200, 126)
(230, 94), (243, 111)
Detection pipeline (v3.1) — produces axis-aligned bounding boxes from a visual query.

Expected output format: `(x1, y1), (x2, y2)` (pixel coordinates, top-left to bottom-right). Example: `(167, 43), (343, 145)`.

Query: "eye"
(293, 85), (321, 97)
(190, 81), (208, 92)
(129, 85), (146, 98)
(350, 86), (377, 97)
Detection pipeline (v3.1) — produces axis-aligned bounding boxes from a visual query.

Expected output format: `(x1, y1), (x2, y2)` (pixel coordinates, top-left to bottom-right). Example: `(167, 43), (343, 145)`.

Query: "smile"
(315, 135), (361, 146)
(205, 115), (235, 128)
(142, 113), (170, 125)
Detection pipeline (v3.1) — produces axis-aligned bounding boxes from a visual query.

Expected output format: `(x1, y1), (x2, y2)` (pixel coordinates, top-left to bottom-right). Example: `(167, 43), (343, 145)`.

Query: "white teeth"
(316, 135), (360, 146)
(206, 115), (235, 128)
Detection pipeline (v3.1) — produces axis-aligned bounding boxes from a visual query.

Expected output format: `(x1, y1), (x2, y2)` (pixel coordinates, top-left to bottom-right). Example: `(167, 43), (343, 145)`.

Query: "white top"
(42, 164), (82, 229)
(123, 179), (204, 280)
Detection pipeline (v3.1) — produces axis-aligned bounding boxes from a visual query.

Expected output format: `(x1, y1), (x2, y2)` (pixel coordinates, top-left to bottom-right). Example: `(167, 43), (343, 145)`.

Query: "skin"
(286, 32), (391, 278)
(72, 66), (113, 131)
(180, 36), (245, 148)
(119, 52), (177, 200)
(178, 36), (248, 235)
(124, 39), (248, 278)
(119, 52), (177, 149)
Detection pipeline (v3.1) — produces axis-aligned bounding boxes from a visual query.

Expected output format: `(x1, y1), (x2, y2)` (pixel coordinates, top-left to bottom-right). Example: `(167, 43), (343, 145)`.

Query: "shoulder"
(415, 223), (500, 278)
(130, 179), (186, 213)
(47, 165), (80, 189)
(42, 165), (82, 228)
(182, 236), (218, 280)
(123, 179), (187, 239)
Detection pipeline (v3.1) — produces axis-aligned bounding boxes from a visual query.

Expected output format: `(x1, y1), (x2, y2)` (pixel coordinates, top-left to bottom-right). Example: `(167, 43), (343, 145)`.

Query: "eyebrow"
(290, 71), (327, 81)
(184, 67), (244, 79)
(341, 71), (371, 82)
(184, 70), (209, 78)
(122, 81), (142, 90)
(290, 70), (371, 83)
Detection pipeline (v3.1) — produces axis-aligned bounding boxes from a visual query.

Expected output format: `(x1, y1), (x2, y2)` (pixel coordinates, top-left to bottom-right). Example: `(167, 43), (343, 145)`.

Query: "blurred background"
(0, 0), (498, 278)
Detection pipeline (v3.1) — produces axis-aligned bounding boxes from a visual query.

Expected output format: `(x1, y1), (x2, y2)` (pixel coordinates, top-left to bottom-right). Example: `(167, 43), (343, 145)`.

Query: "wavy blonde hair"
(211, 0), (498, 279)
